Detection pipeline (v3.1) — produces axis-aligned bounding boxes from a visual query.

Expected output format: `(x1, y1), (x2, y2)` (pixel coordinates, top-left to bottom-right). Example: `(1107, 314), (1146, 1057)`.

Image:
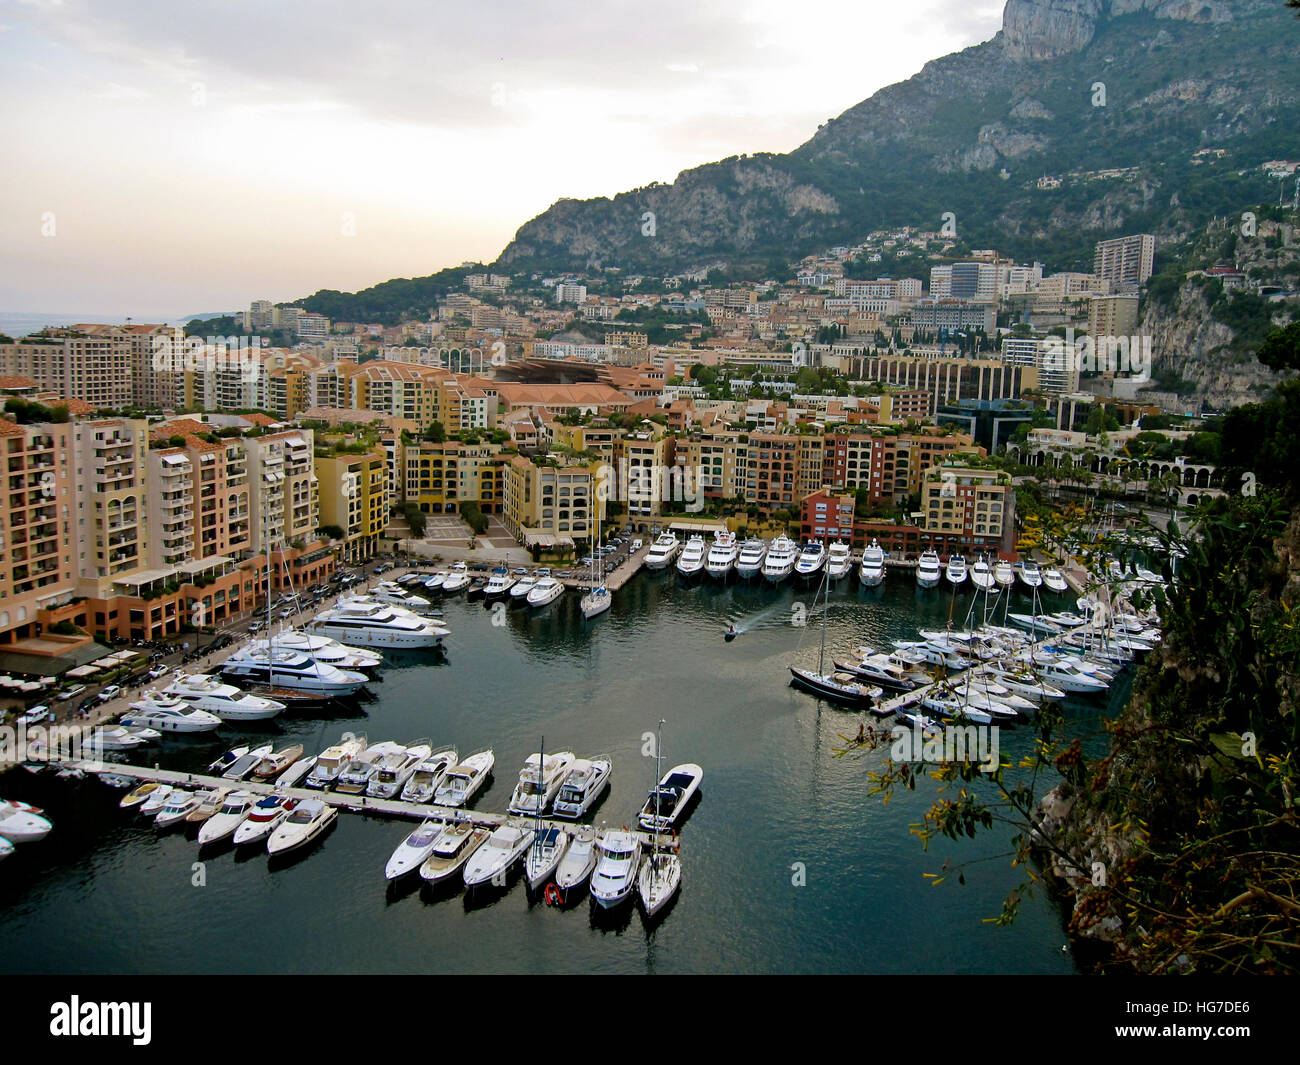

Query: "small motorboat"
(221, 744), (275, 782)
(554, 825), (599, 893)
(232, 796), (299, 846)
(251, 744), (305, 781)
(206, 745), (251, 775)
(139, 784), (176, 819)
(433, 750), (494, 808)
(638, 763), (704, 833)
(197, 789), (257, 845)
(384, 819), (445, 880)
(153, 790), (199, 829)
(185, 786), (231, 824)
(462, 823), (535, 888)
(267, 798), (337, 856)
(120, 780), (169, 811)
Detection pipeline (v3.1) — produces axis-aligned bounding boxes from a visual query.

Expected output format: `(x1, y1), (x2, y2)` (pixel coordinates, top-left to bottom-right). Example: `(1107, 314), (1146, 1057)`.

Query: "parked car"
(56, 684), (88, 702)
(631, 539), (644, 551)
(77, 695), (98, 713)
(374, 563), (393, 575)
(148, 664), (170, 680)
(248, 621), (265, 634)
(98, 685), (123, 702)
(21, 705), (52, 725)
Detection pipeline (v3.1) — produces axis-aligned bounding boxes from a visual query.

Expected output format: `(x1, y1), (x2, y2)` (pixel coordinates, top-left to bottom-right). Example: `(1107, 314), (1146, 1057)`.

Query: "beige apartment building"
(402, 440), (504, 514)
(317, 448), (388, 562)
(502, 455), (603, 548)
(243, 429), (318, 552)
(0, 417), (77, 647)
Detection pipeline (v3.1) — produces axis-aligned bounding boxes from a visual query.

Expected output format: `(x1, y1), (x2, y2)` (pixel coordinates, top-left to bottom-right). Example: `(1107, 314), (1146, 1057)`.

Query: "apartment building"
(145, 429), (251, 568)
(1094, 234), (1156, 289)
(316, 448), (388, 562)
(1, 336), (134, 410)
(243, 429), (317, 553)
(1088, 294), (1141, 340)
(822, 430), (983, 505)
(920, 464), (1016, 555)
(0, 417), (77, 647)
(502, 455), (602, 547)
(1001, 336), (1080, 395)
(402, 440), (504, 514)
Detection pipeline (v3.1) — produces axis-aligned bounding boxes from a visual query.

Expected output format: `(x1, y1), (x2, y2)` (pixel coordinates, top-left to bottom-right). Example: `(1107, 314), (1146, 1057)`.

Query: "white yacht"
(305, 734), (369, 789)
(834, 653), (929, 692)
(1019, 561), (1044, 589)
(590, 829), (642, 908)
(735, 538), (767, 579)
(945, 554), (968, 586)
(550, 757), (612, 819)
(154, 790), (200, 829)
(367, 741), (432, 799)
(121, 695), (222, 734)
(306, 600), (446, 650)
(370, 581), (433, 612)
(0, 799), (52, 844)
(763, 536), (798, 582)
(88, 725), (154, 751)
(675, 535), (707, 578)
(232, 796), (298, 846)
(483, 567), (516, 598)
(119, 781), (170, 812)
(263, 631), (383, 672)
(139, 785), (175, 818)
(643, 533), (681, 571)
(440, 562), (471, 595)
(638, 763), (703, 833)
(385, 819), (445, 880)
(994, 560), (1016, 587)
(794, 540), (826, 581)
(526, 577), (565, 608)
(400, 746), (458, 804)
(509, 575), (538, 601)
(267, 798), (336, 856)
(1044, 567), (1069, 593)
(637, 846), (681, 919)
(971, 556), (995, 591)
(162, 674), (285, 722)
(433, 750), (494, 808)
(221, 645), (369, 696)
(418, 822), (490, 883)
(859, 540), (886, 587)
(422, 571), (449, 593)
(825, 540), (853, 580)
(463, 823), (535, 888)
(507, 750), (576, 816)
(706, 530), (739, 579)
(916, 550), (942, 588)
(197, 789), (258, 845)
(555, 825), (599, 893)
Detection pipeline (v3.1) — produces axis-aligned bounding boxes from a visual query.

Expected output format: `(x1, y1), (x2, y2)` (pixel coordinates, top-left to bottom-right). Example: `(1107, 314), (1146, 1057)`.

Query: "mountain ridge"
(494, 0), (1295, 277)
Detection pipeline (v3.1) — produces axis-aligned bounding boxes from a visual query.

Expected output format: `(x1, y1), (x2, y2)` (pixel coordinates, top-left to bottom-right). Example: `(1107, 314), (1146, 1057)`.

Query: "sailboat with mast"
(524, 736), (571, 890)
(637, 718), (681, 918)
(788, 569), (882, 708)
(580, 517), (612, 620)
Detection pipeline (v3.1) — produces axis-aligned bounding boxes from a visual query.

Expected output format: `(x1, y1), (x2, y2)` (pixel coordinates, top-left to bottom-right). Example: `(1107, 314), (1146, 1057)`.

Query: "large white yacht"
(163, 674), (285, 722)
(794, 540), (827, 581)
(970, 556), (995, 591)
(266, 799), (336, 856)
(915, 550), (942, 588)
(306, 600), (446, 650)
(264, 629), (383, 672)
(506, 750), (576, 816)
(675, 535), (707, 578)
(400, 747), (458, 804)
(762, 536), (798, 582)
(463, 824), (534, 889)
(825, 540), (853, 580)
(859, 540), (886, 587)
(221, 645), (369, 696)
(483, 566), (516, 598)
(643, 533), (681, 571)
(705, 530), (739, 579)
(735, 538), (767, 579)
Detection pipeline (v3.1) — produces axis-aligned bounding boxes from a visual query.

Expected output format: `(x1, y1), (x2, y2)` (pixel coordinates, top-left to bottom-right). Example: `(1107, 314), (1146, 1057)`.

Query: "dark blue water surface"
(1, 572), (1127, 974)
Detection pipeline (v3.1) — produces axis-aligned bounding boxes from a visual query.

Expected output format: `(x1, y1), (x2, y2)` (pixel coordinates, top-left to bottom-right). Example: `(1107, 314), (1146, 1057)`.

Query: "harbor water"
(0, 571), (1125, 974)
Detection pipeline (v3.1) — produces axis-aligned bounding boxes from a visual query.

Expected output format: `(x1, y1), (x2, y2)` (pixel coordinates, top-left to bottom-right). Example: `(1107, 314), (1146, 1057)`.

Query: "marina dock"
(54, 759), (677, 851)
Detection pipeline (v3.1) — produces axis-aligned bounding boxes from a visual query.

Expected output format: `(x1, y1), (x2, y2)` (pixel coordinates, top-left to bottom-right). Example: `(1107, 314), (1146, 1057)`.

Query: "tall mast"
(817, 568), (829, 675)
(652, 718), (664, 883)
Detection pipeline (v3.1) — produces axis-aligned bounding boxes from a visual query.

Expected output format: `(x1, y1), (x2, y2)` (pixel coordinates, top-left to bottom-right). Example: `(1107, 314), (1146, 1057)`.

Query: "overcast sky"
(0, 0), (1005, 320)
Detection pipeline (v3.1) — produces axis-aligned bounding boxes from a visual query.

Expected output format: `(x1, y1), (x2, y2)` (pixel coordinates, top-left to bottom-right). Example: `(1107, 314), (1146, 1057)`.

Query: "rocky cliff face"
(999, 0), (1252, 60)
